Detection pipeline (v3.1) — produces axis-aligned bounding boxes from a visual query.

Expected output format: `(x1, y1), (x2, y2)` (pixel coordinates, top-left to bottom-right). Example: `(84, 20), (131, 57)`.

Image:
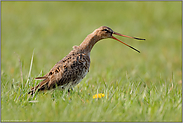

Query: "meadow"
(1, 1), (182, 122)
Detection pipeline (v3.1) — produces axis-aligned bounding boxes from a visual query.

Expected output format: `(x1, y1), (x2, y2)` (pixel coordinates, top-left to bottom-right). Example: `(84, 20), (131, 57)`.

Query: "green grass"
(1, 1), (182, 122)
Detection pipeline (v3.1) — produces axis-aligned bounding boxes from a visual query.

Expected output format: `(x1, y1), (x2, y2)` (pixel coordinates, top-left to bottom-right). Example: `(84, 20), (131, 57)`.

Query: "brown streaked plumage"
(28, 26), (145, 95)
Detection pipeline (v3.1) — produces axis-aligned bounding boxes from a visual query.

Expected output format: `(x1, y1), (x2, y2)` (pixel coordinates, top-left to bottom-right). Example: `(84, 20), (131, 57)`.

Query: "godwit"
(28, 26), (145, 95)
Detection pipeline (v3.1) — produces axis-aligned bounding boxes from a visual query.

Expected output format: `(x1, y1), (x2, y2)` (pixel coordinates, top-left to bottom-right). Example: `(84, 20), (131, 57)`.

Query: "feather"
(35, 76), (47, 80)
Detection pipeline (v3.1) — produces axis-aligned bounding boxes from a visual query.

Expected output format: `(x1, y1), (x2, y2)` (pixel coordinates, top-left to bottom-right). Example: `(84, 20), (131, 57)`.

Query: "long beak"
(111, 32), (146, 53)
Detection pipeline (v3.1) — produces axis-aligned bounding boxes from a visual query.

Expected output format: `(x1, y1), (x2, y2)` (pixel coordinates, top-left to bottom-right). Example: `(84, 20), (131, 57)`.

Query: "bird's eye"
(102, 29), (110, 33)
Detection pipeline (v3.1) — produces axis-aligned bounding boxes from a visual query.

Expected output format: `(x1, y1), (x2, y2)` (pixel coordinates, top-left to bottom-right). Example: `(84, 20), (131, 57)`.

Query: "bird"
(28, 26), (145, 95)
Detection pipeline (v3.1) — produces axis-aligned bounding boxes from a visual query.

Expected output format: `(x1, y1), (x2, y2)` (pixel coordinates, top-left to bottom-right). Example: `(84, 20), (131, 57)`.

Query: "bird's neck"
(79, 33), (101, 54)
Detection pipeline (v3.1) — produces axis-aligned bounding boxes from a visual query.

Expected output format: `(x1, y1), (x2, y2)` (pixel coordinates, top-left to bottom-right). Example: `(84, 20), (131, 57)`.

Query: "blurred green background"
(1, 1), (182, 122)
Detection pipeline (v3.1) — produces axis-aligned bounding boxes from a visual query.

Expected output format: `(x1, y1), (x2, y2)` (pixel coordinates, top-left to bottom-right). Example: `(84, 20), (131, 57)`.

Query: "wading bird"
(28, 26), (145, 95)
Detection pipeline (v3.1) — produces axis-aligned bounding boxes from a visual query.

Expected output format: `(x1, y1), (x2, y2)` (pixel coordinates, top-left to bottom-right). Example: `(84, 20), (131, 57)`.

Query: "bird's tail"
(28, 76), (49, 95)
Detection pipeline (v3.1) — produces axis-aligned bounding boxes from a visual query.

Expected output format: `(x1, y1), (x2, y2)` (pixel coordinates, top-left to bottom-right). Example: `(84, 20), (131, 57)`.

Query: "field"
(1, 1), (182, 122)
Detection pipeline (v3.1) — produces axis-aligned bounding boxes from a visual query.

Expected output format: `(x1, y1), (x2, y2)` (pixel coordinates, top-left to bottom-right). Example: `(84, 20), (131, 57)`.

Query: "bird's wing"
(46, 52), (90, 89)
(30, 52), (90, 94)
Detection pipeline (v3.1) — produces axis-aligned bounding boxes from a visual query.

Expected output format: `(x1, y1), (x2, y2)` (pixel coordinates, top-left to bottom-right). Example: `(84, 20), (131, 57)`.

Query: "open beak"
(111, 32), (145, 53)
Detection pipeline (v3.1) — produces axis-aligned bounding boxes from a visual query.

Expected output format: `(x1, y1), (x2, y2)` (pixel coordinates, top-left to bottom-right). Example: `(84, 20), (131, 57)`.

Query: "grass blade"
(25, 50), (34, 87)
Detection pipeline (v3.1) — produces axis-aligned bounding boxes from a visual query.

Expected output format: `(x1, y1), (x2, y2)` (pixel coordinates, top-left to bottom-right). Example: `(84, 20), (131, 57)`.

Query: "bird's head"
(94, 26), (114, 39)
(93, 26), (145, 53)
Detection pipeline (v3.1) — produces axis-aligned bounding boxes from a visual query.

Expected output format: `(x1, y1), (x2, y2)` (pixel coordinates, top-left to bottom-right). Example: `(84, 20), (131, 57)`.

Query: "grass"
(1, 1), (182, 122)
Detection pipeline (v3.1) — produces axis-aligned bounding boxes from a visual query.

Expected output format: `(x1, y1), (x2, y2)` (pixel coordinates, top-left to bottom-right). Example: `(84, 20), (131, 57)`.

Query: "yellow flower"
(93, 93), (105, 99)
